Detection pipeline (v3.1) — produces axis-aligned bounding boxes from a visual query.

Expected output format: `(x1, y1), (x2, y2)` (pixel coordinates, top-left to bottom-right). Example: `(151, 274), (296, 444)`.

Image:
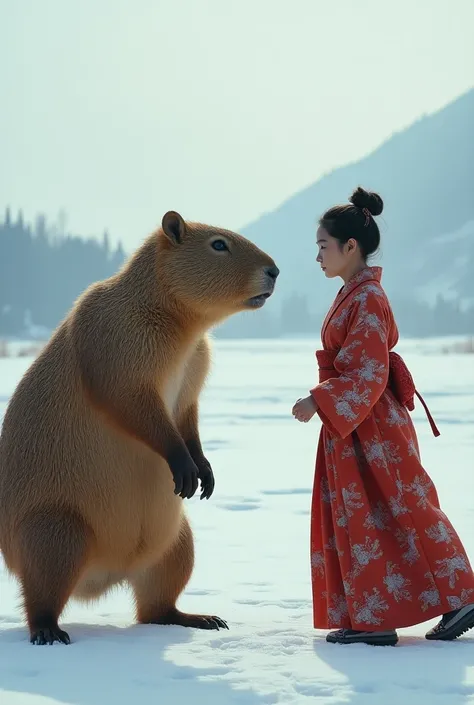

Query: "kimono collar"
(339, 266), (382, 298)
(320, 266), (384, 343)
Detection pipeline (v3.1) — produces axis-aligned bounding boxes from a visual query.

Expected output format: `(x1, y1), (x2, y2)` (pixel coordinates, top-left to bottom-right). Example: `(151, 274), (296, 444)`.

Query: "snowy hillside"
(1, 337), (474, 704)
(409, 219), (474, 309)
(240, 88), (474, 320)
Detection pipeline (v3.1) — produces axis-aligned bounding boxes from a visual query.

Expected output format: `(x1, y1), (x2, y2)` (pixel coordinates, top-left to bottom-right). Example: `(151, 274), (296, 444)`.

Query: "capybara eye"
(211, 239), (228, 252)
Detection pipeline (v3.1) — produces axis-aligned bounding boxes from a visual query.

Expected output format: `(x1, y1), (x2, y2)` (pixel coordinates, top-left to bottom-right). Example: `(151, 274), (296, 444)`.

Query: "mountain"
(238, 87), (474, 330)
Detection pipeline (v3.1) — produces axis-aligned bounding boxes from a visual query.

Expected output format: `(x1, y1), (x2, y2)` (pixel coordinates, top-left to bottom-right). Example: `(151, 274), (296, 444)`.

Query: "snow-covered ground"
(1, 337), (474, 704)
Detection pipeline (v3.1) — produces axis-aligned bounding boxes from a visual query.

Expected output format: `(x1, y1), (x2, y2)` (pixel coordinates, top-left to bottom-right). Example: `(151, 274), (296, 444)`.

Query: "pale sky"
(1, 0), (473, 250)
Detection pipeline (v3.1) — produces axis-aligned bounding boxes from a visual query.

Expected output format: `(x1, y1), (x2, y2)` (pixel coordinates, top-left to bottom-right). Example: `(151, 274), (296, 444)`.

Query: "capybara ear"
(162, 211), (186, 245)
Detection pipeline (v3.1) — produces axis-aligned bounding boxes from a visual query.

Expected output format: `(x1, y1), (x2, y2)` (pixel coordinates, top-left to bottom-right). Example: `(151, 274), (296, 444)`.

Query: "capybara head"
(157, 211), (279, 318)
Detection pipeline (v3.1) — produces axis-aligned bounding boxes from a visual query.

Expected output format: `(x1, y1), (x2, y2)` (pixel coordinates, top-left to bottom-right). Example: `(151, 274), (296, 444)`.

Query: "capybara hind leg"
(17, 509), (93, 645)
(131, 515), (228, 631)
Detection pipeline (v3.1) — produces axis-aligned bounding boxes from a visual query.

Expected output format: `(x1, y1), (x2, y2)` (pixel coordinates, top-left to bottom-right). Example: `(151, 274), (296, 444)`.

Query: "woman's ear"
(346, 237), (357, 253)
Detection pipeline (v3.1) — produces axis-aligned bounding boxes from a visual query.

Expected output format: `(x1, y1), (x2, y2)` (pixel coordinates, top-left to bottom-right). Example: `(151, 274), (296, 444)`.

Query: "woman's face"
(316, 226), (357, 279)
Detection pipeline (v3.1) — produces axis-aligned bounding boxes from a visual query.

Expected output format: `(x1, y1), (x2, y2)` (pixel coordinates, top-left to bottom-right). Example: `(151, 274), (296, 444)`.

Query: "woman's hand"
(292, 395), (317, 423)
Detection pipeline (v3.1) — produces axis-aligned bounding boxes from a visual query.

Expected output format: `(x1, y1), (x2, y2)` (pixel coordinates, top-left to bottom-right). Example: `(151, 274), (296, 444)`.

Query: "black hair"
(319, 186), (384, 260)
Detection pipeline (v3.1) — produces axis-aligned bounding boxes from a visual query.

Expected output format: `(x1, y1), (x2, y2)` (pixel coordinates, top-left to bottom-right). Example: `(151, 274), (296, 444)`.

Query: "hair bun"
(349, 186), (384, 217)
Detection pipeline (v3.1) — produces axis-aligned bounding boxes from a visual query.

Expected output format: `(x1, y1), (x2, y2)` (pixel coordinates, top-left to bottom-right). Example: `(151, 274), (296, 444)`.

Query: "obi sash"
(316, 349), (440, 437)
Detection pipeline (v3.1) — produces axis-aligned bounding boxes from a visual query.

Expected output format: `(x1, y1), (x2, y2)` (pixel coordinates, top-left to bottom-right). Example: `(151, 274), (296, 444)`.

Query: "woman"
(292, 187), (474, 646)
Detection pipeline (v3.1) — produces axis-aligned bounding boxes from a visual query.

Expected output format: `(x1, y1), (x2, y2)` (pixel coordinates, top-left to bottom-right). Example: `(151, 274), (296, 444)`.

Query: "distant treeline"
(0, 208), (472, 339)
(0, 208), (126, 335)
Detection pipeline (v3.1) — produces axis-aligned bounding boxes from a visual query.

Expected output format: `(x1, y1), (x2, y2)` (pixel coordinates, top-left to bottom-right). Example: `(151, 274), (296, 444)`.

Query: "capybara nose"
(265, 265), (280, 280)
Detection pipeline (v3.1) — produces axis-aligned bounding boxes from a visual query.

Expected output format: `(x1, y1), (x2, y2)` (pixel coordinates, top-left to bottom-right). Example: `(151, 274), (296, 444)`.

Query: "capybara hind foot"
(142, 606), (228, 630)
(29, 613), (71, 645)
(30, 625), (71, 645)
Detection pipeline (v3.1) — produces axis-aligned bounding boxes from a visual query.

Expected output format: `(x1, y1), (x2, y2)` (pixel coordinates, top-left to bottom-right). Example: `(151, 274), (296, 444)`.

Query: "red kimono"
(309, 266), (474, 631)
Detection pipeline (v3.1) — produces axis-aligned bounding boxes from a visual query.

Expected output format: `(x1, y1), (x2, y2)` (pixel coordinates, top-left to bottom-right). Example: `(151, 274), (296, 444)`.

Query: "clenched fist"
(292, 395), (318, 423)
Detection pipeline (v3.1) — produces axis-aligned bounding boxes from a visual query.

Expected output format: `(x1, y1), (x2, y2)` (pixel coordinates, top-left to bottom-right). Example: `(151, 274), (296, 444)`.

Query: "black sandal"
(326, 628), (398, 646)
(425, 604), (474, 641)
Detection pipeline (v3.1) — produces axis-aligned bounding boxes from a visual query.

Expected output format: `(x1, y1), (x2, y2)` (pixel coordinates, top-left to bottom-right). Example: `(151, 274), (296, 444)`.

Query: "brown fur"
(0, 211), (278, 644)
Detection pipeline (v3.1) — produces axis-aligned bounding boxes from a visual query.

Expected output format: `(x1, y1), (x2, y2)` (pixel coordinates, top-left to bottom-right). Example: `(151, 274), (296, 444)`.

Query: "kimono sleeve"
(310, 286), (390, 440)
